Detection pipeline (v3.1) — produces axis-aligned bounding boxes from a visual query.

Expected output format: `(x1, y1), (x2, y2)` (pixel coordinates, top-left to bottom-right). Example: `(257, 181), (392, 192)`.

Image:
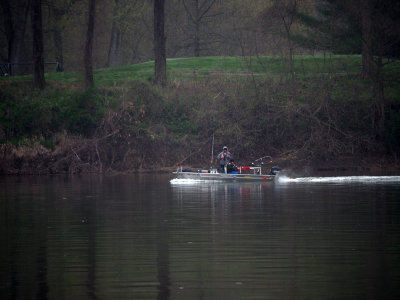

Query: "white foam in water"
(170, 178), (227, 184)
(171, 176), (400, 184)
(277, 175), (400, 183)
(170, 178), (194, 184)
(170, 178), (207, 184)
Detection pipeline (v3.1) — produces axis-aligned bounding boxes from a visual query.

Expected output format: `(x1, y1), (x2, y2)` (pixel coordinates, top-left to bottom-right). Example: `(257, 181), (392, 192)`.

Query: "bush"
(385, 109), (400, 153)
(0, 86), (107, 143)
(58, 88), (106, 136)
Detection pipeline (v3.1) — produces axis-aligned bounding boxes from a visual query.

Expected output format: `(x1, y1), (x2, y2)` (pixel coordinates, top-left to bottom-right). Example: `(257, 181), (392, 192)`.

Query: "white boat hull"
(173, 171), (275, 182)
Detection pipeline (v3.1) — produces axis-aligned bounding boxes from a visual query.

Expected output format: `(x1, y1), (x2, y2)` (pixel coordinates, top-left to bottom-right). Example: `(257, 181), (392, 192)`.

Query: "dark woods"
(154, 0), (166, 86)
(0, 0), (399, 174)
(31, 0), (45, 89)
(1, 1), (399, 78)
(84, 0), (96, 88)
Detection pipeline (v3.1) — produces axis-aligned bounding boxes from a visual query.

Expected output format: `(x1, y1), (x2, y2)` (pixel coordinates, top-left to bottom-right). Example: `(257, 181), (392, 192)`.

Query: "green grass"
(1, 55), (399, 162)
(1, 55), (398, 86)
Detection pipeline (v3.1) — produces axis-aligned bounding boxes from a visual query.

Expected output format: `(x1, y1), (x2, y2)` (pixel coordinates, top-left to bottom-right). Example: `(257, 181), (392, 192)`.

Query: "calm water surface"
(1, 174), (400, 299)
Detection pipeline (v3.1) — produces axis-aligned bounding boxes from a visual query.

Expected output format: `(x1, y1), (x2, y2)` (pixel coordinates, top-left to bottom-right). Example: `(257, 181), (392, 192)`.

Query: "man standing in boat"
(216, 146), (232, 173)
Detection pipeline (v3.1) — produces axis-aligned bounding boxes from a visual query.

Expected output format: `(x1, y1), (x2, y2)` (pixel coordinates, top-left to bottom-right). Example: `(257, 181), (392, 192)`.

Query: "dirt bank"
(1, 142), (398, 176)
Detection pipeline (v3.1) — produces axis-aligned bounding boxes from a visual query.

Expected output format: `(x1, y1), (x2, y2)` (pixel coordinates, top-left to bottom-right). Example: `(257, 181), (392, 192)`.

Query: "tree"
(1, 0), (14, 61)
(107, 0), (123, 68)
(360, 0), (372, 78)
(1, 0), (31, 74)
(47, 0), (79, 72)
(261, 0), (299, 79)
(154, 0), (166, 86)
(51, 5), (65, 72)
(31, 0), (45, 89)
(106, 0), (147, 67)
(366, 0), (400, 141)
(84, 0), (96, 88)
(292, 1), (362, 55)
(294, 0), (400, 75)
(182, 0), (218, 57)
(294, 0), (400, 142)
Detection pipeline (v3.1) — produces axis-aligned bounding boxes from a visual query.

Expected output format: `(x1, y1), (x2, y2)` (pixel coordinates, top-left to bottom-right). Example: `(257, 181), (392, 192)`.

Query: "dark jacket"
(227, 162), (238, 173)
(217, 151), (232, 166)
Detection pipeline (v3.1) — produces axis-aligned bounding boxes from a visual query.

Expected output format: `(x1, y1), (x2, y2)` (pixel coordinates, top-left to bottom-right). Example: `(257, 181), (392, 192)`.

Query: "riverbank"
(1, 140), (398, 176)
(1, 56), (399, 175)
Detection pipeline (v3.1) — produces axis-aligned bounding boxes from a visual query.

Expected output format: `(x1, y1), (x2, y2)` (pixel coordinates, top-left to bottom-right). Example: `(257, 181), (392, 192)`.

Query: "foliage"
(385, 109), (400, 154)
(293, 0), (400, 59)
(0, 55), (372, 85)
(292, 1), (362, 54)
(58, 88), (106, 136)
(0, 55), (399, 173)
(0, 85), (108, 143)
(0, 0), (272, 73)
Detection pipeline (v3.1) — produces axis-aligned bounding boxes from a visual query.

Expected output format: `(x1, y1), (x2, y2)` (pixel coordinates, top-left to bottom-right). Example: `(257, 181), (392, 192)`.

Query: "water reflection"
(169, 178), (400, 299)
(1, 175), (400, 299)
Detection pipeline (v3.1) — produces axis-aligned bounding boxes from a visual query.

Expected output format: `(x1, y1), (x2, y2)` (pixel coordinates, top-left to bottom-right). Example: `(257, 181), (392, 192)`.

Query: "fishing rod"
(175, 133), (215, 166)
(210, 133), (214, 166)
(255, 155), (273, 163)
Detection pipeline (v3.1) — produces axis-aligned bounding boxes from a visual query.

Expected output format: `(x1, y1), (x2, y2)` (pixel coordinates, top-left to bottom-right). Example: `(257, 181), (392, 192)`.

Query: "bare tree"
(106, 0), (122, 67)
(360, 0), (372, 78)
(1, 0), (14, 61)
(154, 0), (166, 86)
(322, 0), (399, 140)
(84, 0), (96, 88)
(1, 0), (31, 74)
(262, 0), (298, 79)
(182, 0), (217, 57)
(51, 7), (64, 71)
(47, 0), (78, 72)
(31, 0), (45, 89)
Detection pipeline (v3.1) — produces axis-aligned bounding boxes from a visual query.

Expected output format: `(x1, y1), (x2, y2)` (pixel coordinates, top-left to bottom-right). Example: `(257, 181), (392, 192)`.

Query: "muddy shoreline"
(1, 144), (398, 176)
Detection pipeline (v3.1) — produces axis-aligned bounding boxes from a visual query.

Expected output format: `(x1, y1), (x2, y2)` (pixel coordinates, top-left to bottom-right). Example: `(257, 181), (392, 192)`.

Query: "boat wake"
(277, 175), (400, 184)
(170, 176), (400, 185)
(170, 178), (223, 184)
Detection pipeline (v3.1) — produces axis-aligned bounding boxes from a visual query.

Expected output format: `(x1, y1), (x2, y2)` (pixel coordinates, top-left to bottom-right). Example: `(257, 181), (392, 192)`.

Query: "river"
(1, 174), (400, 299)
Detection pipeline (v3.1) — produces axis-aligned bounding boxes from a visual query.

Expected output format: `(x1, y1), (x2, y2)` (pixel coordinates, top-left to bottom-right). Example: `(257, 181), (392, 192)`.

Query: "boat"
(173, 157), (281, 182)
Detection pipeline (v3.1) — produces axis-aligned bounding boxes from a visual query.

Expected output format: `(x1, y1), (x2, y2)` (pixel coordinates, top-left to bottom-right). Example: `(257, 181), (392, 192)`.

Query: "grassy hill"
(1, 55), (370, 84)
(1, 55), (399, 174)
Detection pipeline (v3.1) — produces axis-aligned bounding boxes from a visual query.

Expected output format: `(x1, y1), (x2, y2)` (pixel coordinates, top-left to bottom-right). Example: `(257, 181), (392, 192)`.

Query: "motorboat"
(173, 157), (281, 182)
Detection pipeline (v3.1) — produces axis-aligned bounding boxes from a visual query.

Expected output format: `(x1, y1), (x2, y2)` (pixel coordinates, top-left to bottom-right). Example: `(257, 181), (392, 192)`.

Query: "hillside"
(1, 55), (399, 175)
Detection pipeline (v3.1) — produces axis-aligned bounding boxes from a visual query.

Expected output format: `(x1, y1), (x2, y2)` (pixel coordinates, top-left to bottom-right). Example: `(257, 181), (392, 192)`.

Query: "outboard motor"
(269, 166), (282, 175)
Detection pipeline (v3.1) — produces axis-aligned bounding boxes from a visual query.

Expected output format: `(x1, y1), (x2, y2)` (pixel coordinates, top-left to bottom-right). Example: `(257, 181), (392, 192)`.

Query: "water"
(1, 174), (400, 299)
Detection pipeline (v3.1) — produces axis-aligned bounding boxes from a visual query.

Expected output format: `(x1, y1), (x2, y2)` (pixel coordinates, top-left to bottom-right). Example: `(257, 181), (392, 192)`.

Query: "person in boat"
(226, 159), (239, 174)
(216, 146), (232, 173)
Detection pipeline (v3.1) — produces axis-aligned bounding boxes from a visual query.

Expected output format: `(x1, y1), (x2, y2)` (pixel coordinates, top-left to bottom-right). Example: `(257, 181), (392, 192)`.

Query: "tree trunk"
(31, 0), (45, 89)
(14, 2), (30, 73)
(52, 7), (64, 72)
(1, 0), (14, 62)
(107, 24), (122, 67)
(182, 0), (218, 57)
(361, 0), (373, 79)
(288, 39), (294, 80)
(84, 0), (96, 88)
(194, 21), (200, 57)
(154, 0), (166, 86)
(194, 0), (200, 57)
(2, 0), (30, 74)
(374, 48), (385, 143)
(106, 1), (122, 68)
(281, 0), (297, 80)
